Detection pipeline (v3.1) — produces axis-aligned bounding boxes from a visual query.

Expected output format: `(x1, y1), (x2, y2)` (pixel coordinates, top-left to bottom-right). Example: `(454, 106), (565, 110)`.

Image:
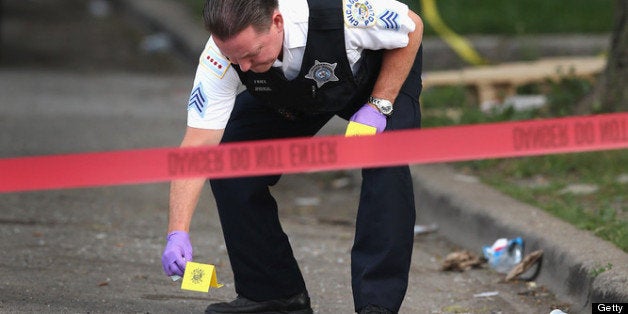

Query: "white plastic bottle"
(482, 237), (524, 274)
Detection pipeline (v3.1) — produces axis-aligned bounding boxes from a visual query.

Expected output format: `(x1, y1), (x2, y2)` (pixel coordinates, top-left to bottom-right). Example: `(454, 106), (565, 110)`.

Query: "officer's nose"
(237, 59), (252, 72)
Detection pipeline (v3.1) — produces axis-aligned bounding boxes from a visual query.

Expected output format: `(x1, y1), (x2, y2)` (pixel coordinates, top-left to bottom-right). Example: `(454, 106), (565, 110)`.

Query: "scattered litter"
(331, 177), (351, 189)
(441, 250), (484, 272)
(294, 197), (321, 207)
(550, 309), (567, 314)
(482, 237), (524, 274)
(558, 183), (598, 195)
(480, 94), (547, 113)
(98, 278), (110, 287)
(506, 249), (543, 281)
(170, 275), (182, 282)
(503, 95), (547, 111)
(518, 282), (551, 297)
(413, 223), (438, 236)
(473, 291), (499, 298)
(515, 175), (550, 189)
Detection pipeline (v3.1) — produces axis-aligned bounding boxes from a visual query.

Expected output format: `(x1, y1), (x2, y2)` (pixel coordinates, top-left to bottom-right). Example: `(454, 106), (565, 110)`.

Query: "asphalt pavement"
(1, 0), (626, 313)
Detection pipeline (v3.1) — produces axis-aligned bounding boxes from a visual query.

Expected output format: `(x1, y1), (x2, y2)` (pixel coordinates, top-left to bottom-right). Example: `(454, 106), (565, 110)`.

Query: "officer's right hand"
(161, 231), (193, 277)
(345, 104), (386, 136)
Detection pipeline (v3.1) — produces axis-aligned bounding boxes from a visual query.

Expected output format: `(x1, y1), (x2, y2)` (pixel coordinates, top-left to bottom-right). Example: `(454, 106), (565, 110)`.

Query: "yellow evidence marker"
(180, 261), (223, 293)
(345, 121), (377, 136)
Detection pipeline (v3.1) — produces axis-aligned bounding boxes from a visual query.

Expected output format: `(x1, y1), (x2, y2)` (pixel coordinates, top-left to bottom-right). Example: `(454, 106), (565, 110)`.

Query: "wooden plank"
(422, 56), (606, 105)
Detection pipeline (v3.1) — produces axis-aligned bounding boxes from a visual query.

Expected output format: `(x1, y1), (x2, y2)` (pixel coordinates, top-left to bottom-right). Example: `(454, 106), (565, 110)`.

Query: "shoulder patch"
(200, 46), (230, 78)
(188, 83), (208, 117)
(343, 0), (376, 28)
(378, 10), (400, 30)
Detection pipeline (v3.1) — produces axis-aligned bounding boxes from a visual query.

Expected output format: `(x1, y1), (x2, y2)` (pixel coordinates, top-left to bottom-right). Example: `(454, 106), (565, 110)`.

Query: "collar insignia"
(305, 60), (339, 88)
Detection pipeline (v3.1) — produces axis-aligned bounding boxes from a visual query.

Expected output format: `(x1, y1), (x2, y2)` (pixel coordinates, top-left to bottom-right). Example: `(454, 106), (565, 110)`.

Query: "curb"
(411, 164), (628, 313)
(119, 1), (627, 312)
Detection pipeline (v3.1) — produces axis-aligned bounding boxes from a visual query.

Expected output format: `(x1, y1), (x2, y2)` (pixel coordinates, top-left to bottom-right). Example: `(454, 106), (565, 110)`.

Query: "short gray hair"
(203, 0), (279, 40)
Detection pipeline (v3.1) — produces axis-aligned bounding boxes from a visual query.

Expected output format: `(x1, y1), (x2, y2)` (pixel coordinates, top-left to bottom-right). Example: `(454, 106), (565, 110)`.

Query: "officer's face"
(214, 12), (284, 73)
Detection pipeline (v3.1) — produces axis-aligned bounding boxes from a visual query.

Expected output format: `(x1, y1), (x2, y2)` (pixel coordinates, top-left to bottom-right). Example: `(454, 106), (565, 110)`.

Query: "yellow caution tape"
(421, 0), (488, 65)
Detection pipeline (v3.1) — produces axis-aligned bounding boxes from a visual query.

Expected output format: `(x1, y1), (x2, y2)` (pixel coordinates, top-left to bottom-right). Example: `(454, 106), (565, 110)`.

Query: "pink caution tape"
(1, 113), (626, 193)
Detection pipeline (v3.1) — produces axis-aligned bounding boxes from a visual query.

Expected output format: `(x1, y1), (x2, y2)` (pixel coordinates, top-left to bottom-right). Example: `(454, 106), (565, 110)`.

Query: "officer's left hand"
(346, 104), (386, 136)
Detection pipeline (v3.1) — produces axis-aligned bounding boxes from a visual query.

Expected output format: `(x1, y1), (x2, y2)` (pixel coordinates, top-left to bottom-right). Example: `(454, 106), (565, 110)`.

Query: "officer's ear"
(271, 10), (284, 33)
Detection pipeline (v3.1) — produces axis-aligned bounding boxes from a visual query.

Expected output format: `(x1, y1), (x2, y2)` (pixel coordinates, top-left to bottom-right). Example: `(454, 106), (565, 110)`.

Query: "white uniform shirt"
(187, 0), (415, 130)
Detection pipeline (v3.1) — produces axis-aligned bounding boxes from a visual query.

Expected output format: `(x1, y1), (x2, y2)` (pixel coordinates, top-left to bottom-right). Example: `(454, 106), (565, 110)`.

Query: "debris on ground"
(506, 249), (543, 281)
(441, 250), (485, 272)
(482, 237), (524, 274)
(413, 223), (439, 236)
(473, 291), (499, 298)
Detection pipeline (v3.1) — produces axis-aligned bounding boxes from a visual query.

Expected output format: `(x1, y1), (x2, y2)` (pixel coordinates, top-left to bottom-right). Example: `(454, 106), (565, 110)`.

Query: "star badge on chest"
(305, 60), (339, 88)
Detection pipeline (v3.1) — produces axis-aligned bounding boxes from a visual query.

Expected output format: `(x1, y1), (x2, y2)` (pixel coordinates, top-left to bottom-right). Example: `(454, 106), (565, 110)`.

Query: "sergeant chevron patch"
(379, 10), (400, 30)
(188, 83), (208, 117)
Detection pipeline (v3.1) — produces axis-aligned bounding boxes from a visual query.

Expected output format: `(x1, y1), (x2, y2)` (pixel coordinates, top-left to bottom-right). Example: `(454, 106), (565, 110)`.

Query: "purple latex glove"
(349, 104), (387, 133)
(161, 231), (193, 277)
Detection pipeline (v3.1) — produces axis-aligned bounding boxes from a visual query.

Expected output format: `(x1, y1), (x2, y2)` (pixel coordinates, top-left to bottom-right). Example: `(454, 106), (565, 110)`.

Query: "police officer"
(161, 0), (423, 313)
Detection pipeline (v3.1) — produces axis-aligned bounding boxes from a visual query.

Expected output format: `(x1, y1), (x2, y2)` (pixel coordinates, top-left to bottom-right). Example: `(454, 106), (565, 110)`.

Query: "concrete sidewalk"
(119, 0), (627, 311)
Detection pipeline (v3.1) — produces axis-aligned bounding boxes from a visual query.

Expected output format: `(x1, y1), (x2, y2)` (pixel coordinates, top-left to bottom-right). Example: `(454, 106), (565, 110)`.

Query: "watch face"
(369, 97), (393, 116)
(380, 104), (393, 114)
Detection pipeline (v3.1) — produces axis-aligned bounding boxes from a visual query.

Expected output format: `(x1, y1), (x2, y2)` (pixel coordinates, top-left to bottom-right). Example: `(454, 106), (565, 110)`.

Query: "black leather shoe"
(205, 291), (313, 314)
(358, 305), (394, 314)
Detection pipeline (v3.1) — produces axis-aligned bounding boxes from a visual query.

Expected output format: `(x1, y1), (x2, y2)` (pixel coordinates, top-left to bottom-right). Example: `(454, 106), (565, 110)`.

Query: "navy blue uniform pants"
(210, 48), (422, 313)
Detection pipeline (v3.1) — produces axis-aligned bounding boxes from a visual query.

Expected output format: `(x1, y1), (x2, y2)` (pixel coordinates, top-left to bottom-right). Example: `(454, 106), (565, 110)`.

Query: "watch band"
(368, 96), (393, 116)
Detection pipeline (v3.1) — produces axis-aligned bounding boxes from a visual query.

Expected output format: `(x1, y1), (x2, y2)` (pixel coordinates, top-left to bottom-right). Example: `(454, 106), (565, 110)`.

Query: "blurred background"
(0, 0), (189, 73)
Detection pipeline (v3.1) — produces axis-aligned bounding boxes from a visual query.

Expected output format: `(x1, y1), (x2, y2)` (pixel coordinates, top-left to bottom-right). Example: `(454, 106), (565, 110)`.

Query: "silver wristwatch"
(368, 96), (393, 117)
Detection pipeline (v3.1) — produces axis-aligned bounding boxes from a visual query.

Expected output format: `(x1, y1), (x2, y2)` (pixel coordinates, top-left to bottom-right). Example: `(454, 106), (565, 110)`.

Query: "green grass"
(459, 152), (628, 252)
(420, 81), (628, 252)
(189, 0), (615, 35)
(403, 0), (614, 35)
